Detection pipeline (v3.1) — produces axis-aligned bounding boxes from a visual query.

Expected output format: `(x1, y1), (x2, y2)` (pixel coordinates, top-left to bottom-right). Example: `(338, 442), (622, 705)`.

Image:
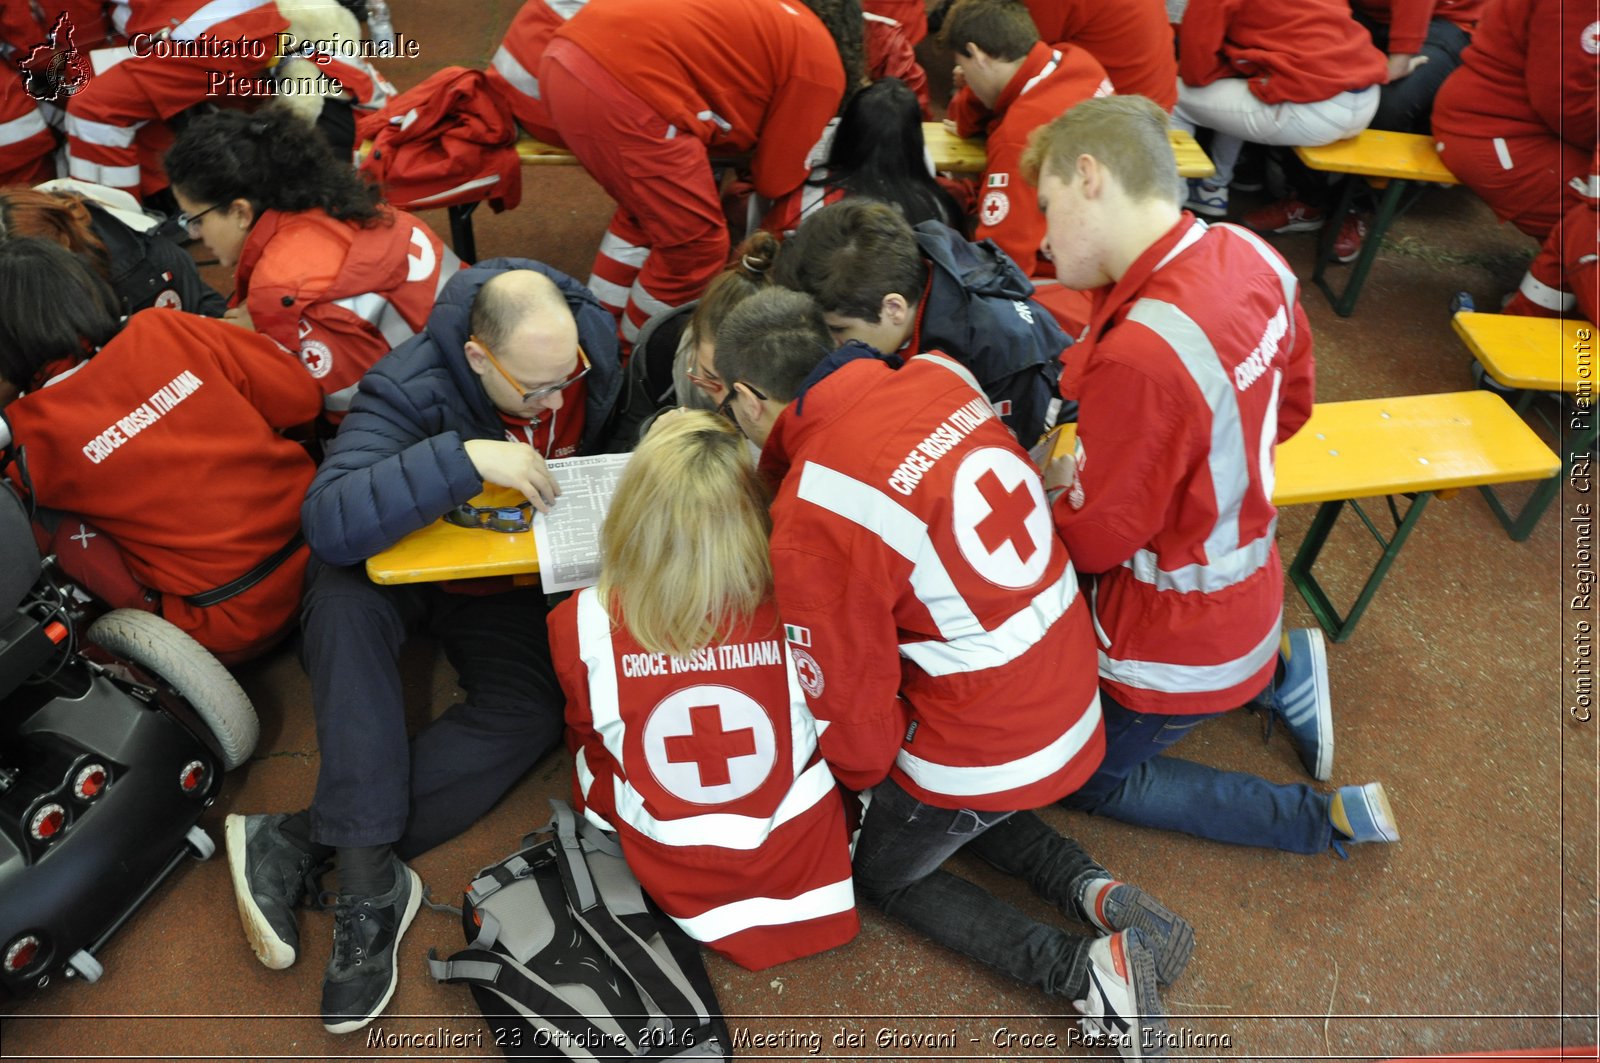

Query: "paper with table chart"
(531, 452), (632, 594)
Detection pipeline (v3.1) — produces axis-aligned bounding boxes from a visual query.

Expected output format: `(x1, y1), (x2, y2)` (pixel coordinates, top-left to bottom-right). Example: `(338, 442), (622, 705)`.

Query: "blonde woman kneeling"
(548, 411), (859, 969)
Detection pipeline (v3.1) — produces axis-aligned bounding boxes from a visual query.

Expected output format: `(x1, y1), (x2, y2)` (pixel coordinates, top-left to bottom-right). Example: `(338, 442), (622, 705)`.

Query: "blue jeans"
(853, 778), (1106, 999)
(1060, 686), (1333, 854)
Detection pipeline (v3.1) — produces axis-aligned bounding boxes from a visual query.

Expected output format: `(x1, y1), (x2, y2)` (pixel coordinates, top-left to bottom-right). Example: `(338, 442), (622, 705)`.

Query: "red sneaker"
(1333, 214), (1369, 263)
(1242, 198), (1325, 234)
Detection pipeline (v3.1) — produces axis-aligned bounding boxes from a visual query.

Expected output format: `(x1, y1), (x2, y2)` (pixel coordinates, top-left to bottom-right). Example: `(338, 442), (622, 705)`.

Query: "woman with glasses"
(0, 238), (321, 662)
(164, 104), (461, 429)
(0, 182), (226, 318)
(548, 410), (859, 969)
(607, 231), (778, 449)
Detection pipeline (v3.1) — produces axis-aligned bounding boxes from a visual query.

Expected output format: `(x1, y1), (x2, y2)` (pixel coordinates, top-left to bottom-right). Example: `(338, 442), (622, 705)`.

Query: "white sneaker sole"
(225, 815), (296, 971)
(323, 866), (424, 1035)
(1303, 629), (1334, 782)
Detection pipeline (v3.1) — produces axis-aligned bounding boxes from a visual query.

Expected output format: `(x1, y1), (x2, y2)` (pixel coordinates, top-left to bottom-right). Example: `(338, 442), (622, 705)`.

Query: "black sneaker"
(320, 857), (423, 1035)
(225, 813), (324, 970)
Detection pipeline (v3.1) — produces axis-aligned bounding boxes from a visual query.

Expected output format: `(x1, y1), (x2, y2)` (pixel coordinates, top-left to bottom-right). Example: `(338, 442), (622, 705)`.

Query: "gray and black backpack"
(428, 802), (732, 1060)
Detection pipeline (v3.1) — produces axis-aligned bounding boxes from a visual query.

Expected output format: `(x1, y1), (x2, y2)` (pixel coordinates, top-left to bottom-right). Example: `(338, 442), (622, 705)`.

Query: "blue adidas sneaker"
(1263, 627), (1333, 781)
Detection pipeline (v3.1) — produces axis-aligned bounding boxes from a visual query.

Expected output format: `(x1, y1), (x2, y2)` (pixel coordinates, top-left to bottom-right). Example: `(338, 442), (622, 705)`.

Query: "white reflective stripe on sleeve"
(670, 877), (855, 943)
(796, 462), (980, 643)
(597, 229), (651, 269)
(1100, 617), (1281, 693)
(491, 45), (540, 99)
(65, 113), (140, 148)
(1492, 137), (1513, 171)
(1123, 523), (1275, 594)
(781, 642), (822, 777)
(548, 0), (590, 17)
(574, 745), (598, 805)
(1518, 271), (1577, 311)
(170, 0), (272, 39)
(435, 248), (463, 296)
(0, 109), (47, 147)
(899, 564), (1078, 676)
(1018, 51), (1062, 97)
(330, 291), (417, 349)
(324, 382), (361, 412)
(863, 10), (898, 24)
(66, 157), (141, 188)
(895, 689), (1102, 796)
(1571, 174), (1600, 199)
(695, 109), (733, 133)
(399, 173), (501, 208)
(1125, 298), (1249, 563)
(587, 274), (631, 309)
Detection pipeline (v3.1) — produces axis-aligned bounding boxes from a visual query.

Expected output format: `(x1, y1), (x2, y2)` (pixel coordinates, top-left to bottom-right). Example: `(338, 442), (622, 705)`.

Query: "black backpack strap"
(428, 947), (633, 1055)
(547, 804), (709, 1033)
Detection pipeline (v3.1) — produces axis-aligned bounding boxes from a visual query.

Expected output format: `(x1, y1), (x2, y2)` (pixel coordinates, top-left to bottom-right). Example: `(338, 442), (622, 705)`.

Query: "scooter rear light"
(4, 935), (40, 973)
(29, 804), (65, 841)
(178, 760), (206, 793)
(73, 764), (108, 800)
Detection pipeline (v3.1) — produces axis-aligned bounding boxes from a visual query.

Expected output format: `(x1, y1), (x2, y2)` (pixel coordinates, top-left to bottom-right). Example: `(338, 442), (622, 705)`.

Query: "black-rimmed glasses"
(177, 203), (221, 239)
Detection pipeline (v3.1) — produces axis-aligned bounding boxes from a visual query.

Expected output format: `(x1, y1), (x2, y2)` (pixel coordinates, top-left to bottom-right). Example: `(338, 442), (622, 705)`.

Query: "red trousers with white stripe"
(63, 50), (270, 197)
(1505, 194), (1599, 321)
(0, 68), (57, 187)
(1435, 131), (1588, 242)
(539, 38), (728, 347)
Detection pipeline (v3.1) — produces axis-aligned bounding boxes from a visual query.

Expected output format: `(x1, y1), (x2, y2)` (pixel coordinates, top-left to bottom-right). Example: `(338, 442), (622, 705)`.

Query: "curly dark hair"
(164, 103), (382, 224)
(799, 0), (867, 99)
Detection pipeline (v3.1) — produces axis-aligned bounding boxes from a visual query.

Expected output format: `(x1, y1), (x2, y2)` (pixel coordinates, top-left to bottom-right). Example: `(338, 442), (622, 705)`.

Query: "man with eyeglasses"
(221, 261), (621, 1036)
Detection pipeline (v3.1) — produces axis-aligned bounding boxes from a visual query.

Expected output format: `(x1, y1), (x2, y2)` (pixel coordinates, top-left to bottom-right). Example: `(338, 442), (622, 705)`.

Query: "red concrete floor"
(4, 3), (1597, 1060)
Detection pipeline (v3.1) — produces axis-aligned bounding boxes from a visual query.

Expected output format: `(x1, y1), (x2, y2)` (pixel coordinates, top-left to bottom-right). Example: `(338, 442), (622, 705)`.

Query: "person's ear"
(228, 197), (257, 229)
(1077, 154), (1102, 199)
(463, 338), (490, 377)
(735, 381), (766, 422)
(881, 293), (911, 328)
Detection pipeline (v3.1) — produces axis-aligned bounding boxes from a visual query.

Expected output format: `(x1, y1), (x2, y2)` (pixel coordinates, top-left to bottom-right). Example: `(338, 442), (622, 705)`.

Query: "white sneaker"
(1074, 930), (1169, 1060)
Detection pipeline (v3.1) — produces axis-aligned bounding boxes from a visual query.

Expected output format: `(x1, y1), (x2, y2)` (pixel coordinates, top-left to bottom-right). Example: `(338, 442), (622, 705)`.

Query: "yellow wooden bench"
(1451, 311), (1596, 540)
(1293, 130), (1460, 317)
(517, 125), (1215, 179)
(1049, 390), (1560, 640)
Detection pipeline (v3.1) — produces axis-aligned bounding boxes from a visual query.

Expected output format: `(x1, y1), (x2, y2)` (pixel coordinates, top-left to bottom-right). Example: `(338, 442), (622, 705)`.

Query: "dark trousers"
(301, 560), (565, 858)
(852, 778), (1106, 999)
(1355, 14), (1473, 134)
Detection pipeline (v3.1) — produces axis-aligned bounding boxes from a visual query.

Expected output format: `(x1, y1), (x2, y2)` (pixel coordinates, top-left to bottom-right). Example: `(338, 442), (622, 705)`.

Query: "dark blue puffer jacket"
(914, 221), (1071, 443)
(301, 258), (622, 566)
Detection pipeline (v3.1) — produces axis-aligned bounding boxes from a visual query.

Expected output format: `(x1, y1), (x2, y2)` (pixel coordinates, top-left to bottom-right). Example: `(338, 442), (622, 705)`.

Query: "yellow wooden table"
(1451, 311), (1595, 539)
(921, 123), (1215, 179)
(365, 485), (540, 585)
(1045, 391), (1559, 639)
(1293, 130), (1459, 317)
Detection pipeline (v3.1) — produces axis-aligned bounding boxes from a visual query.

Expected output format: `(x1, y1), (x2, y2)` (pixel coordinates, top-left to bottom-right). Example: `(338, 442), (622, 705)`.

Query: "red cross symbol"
(664, 703), (757, 788)
(795, 655), (821, 692)
(973, 469), (1038, 562)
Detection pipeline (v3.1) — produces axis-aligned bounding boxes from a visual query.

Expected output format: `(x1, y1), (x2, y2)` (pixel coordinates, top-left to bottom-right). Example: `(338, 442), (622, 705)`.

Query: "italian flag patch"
(784, 624), (811, 647)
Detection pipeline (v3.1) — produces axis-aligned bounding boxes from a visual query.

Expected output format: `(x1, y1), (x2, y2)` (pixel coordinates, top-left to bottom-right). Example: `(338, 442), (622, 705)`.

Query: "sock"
(1076, 876), (1119, 932)
(1329, 792), (1354, 839)
(337, 844), (396, 897)
(280, 810), (335, 861)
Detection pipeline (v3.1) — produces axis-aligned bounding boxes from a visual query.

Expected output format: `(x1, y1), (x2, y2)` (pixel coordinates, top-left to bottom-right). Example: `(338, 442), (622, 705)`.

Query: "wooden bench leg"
(1288, 492), (1434, 641)
(1312, 177), (1411, 318)
(447, 202), (479, 263)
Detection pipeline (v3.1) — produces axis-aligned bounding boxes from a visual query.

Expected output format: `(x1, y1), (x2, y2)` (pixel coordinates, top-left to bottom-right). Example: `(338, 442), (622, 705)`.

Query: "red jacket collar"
(990, 42), (1060, 125)
(1059, 212), (1205, 397)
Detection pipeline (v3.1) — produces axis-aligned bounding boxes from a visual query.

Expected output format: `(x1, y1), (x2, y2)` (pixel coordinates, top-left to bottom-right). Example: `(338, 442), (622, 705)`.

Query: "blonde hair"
(1020, 95), (1183, 206)
(598, 411), (773, 658)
